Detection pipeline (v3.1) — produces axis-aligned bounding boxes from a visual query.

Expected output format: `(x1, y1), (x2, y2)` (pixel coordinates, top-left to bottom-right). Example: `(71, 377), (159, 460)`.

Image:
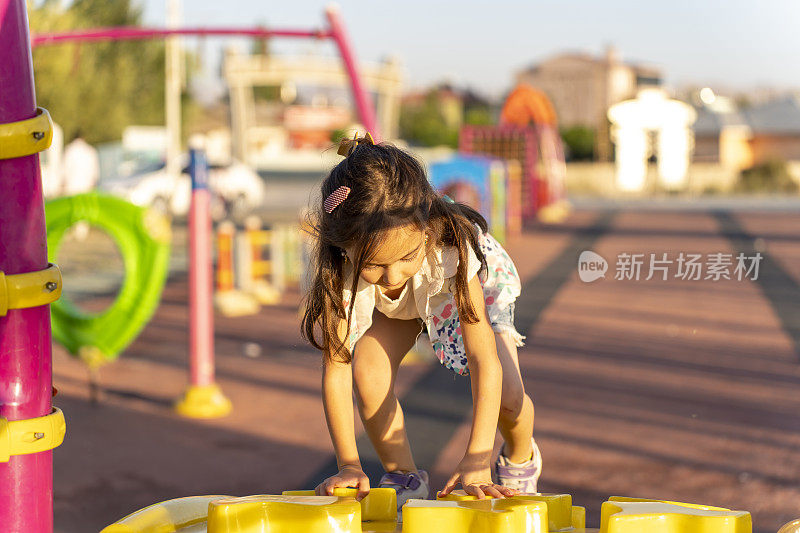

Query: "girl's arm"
(322, 356), (361, 470)
(317, 321), (370, 499)
(440, 274), (515, 499)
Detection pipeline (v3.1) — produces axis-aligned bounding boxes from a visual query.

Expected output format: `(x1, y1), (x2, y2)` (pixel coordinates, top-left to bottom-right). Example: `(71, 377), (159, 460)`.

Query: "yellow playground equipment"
(101, 490), (753, 533)
(214, 218), (307, 317)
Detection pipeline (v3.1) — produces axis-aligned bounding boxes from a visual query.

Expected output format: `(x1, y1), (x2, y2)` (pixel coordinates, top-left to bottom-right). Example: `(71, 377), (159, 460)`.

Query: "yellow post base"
(251, 280), (282, 305)
(174, 383), (232, 419)
(214, 290), (260, 317)
(537, 199), (573, 224)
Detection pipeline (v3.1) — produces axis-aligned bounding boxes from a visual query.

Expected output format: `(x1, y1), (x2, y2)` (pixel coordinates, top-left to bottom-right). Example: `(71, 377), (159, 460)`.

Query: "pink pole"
(0, 1), (54, 532)
(30, 11), (379, 141)
(31, 26), (332, 48)
(325, 5), (380, 139)
(188, 149), (214, 387)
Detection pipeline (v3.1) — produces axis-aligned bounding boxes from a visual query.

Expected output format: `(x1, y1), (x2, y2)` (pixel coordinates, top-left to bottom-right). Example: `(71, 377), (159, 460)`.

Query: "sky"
(140, 0), (800, 100)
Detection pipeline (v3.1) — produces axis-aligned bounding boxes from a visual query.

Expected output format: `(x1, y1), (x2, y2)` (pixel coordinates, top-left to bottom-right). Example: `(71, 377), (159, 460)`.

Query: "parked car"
(101, 155), (266, 220)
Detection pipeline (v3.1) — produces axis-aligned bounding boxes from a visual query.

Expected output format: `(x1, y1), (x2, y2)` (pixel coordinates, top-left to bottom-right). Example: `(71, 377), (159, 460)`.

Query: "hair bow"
(337, 131), (375, 156)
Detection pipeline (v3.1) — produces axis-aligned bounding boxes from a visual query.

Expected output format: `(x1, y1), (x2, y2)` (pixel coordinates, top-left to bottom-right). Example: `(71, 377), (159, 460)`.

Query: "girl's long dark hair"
(301, 138), (488, 364)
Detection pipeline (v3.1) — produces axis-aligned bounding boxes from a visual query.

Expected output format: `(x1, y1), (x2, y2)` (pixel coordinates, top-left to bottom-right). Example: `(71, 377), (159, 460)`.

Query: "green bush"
(399, 94), (459, 148)
(735, 159), (799, 193)
(560, 126), (595, 161)
(464, 107), (493, 126)
(330, 129), (349, 144)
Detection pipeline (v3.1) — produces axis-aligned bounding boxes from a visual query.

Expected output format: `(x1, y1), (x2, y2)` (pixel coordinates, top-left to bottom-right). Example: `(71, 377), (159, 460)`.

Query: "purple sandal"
(379, 470), (430, 510)
(494, 437), (542, 493)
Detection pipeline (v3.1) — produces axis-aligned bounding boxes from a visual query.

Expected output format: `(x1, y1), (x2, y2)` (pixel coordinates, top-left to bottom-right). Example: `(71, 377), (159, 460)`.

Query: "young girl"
(302, 134), (541, 508)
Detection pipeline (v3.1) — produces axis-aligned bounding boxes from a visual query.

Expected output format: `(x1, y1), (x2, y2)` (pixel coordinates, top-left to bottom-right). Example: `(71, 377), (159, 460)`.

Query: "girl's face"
(348, 224), (427, 290)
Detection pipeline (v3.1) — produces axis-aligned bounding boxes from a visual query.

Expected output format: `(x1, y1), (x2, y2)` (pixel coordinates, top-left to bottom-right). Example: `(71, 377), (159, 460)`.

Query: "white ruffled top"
(342, 242), (483, 349)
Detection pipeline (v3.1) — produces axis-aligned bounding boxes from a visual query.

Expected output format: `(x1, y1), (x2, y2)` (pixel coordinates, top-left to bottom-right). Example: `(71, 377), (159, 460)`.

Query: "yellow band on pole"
(0, 263), (62, 316)
(0, 107), (54, 160)
(0, 407), (66, 462)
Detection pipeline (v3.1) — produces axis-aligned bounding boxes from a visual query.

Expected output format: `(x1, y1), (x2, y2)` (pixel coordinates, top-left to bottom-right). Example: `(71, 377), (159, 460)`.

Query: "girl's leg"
(352, 309), (422, 473)
(495, 332), (535, 463)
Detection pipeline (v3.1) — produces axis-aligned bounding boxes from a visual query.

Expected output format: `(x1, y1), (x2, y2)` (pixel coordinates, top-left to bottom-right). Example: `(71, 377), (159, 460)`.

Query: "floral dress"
(342, 230), (524, 376)
(427, 230), (524, 375)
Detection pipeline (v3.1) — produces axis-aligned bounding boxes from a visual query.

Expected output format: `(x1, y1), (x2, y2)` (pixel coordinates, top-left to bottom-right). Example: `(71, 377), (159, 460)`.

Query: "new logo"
(578, 251), (607, 282)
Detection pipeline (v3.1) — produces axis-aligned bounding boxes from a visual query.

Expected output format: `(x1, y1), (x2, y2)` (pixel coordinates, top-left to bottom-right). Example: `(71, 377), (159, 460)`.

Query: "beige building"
(692, 97), (751, 169)
(743, 95), (800, 163)
(694, 94), (800, 168)
(515, 47), (662, 160)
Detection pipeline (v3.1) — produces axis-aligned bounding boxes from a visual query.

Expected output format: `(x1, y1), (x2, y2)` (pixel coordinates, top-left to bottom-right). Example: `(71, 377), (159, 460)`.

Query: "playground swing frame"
(29, 7), (381, 139)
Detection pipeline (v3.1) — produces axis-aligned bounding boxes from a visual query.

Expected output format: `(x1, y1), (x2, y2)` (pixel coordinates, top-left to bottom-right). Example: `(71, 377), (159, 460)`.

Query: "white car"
(101, 156), (266, 220)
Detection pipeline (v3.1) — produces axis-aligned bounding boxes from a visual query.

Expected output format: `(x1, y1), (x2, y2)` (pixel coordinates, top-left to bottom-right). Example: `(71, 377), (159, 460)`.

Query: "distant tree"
(464, 106), (493, 126)
(249, 21), (271, 57)
(400, 93), (458, 148)
(30, 0), (197, 144)
(734, 95), (753, 110)
(560, 126), (595, 161)
(253, 86), (282, 102)
(330, 128), (348, 144)
(736, 159), (799, 193)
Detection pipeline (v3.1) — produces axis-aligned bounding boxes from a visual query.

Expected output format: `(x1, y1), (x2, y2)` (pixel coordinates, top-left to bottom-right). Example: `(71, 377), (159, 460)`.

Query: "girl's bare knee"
(352, 350), (369, 382)
(353, 353), (377, 386)
(353, 347), (393, 405)
(500, 382), (525, 420)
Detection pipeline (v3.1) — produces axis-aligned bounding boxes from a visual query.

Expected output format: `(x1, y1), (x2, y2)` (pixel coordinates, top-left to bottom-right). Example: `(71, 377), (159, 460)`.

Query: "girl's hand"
(314, 465), (371, 501)
(439, 458), (518, 499)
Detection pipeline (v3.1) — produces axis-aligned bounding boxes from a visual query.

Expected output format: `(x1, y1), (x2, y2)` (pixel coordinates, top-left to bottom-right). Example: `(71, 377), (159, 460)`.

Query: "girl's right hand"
(314, 465), (371, 501)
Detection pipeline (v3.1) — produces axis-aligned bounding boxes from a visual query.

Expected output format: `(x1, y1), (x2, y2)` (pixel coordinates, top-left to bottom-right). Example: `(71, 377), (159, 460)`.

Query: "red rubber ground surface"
(52, 208), (800, 532)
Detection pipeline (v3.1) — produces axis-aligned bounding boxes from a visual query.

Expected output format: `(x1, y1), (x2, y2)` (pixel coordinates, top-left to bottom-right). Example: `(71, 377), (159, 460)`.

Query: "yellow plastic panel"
(778, 519), (800, 533)
(100, 495), (227, 532)
(362, 522), (402, 533)
(437, 490), (573, 531)
(607, 496), (733, 511)
(207, 494), (362, 533)
(283, 488), (397, 522)
(571, 506), (586, 530)
(402, 497), (548, 533)
(601, 500), (751, 533)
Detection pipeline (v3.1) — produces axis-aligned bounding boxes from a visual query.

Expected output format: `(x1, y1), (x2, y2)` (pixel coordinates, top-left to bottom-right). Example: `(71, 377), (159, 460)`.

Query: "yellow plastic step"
(282, 488), (397, 521)
(402, 497), (548, 533)
(571, 505), (586, 530)
(208, 495), (361, 533)
(100, 495), (227, 532)
(601, 497), (751, 533)
(100, 492), (752, 533)
(437, 490), (576, 531)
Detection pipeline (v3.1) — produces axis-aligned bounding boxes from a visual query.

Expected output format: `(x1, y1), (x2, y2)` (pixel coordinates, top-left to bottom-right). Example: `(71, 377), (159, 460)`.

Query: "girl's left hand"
(439, 459), (518, 499)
